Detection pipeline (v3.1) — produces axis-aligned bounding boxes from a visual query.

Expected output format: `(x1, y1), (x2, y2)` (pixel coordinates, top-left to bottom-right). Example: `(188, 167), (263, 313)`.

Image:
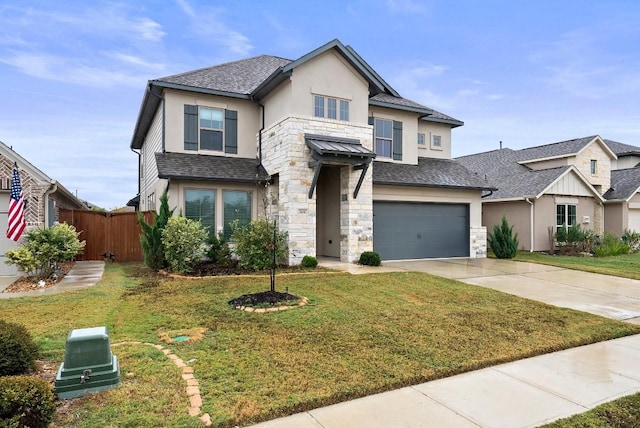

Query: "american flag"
(7, 165), (26, 241)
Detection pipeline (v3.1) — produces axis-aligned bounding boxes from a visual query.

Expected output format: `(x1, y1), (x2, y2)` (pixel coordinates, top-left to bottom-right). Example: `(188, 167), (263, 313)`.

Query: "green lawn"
(2, 263), (639, 427)
(514, 251), (640, 279)
(543, 392), (640, 427)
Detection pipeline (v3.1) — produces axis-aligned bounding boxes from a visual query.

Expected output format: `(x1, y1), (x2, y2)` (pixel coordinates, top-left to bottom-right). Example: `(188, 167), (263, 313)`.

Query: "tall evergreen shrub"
(139, 190), (174, 270)
(488, 215), (519, 259)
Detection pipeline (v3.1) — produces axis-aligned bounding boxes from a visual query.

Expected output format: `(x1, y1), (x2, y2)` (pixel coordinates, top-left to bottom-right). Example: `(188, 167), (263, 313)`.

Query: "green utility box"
(55, 326), (120, 399)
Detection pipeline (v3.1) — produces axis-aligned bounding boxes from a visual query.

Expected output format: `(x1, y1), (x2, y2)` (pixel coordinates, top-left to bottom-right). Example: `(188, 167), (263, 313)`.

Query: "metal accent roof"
(305, 134), (375, 159)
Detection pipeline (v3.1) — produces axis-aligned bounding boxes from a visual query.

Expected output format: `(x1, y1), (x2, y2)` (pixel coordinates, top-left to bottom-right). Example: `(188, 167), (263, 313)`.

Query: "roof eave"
(420, 116), (464, 128)
(369, 99), (433, 116)
(251, 68), (290, 100)
(157, 173), (259, 184)
(151, 80), (251, 100)
(373, 180), (495, 192)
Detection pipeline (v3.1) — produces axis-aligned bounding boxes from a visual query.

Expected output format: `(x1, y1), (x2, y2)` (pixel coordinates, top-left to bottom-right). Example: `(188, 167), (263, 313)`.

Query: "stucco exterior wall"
(163, 89), (260, 158)
(482, 201), (532, 250)
(417, 121), (452, 159)
(604, 202), (625, 237)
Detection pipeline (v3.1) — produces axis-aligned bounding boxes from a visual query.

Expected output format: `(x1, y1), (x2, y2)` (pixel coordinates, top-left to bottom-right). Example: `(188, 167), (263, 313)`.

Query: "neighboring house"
(0, 141), (86, 275)
(129, 39), (493, 263)
(458, 135), (640, 251)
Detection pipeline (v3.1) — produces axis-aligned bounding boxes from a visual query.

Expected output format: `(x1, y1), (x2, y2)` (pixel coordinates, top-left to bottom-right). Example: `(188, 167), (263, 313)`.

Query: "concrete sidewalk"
(0, 261), (105, 298)
(250, 334), (640, 428)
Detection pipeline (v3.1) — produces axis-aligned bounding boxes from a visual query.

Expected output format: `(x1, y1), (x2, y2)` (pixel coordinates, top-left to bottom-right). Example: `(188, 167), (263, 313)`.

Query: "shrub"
(622, 229), (640, 253)
(488, 216), (519, 259)
(301, 255), (318, 268)
(139, 190), (174, 270)
(359, 251), (381, 266)
(5, 224), (85, 280)
(0, 376), (56, 428)
(566, 223), (585, 244)
(206, 233), (234, 267)
(161, 216), (208, 274)
(231, 219), (288, 271)
(555, 223), (568, 244)
(0, 320), (40, 376)
(593, 232), (630, 257)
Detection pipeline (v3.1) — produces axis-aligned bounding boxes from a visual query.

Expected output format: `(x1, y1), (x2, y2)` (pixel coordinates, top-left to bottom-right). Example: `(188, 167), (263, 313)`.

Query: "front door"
(316, 167), (341, 258)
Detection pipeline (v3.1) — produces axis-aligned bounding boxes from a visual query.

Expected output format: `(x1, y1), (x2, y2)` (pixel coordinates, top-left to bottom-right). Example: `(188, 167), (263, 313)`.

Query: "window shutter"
(184, 105), (198, 150)
(225, 109), (238, 154)
(392, 120), (403, 160)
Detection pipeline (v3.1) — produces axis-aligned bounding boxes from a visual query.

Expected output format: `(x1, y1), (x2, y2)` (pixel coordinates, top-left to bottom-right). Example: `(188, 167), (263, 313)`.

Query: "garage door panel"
(373, 202), (469, 260)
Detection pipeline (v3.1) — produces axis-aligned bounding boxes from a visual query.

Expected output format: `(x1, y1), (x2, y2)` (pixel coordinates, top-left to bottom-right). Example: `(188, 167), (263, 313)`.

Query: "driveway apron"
(385, 258), (640, 324)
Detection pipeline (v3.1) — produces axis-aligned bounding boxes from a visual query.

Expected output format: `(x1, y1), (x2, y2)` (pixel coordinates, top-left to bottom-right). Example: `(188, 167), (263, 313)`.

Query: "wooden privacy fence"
(59, 209), (154, 262)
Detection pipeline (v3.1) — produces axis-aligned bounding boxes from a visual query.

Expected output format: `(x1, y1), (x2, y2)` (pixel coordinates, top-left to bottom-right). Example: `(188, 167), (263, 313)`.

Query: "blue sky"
(1, 0), (638, 209)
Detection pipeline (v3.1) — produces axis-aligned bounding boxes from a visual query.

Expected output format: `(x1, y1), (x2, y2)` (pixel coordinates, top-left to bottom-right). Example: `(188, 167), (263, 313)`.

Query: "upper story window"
(314, 95), (349, 121)
(432, 135), (442, 148)
(184, 105), (238, 154)
(590, 159), (597, 175)
(375, 118), (393, 158)
(371, 117), (403, 160)
(417, 133), (425, 145)
(199, 107), (224, 151)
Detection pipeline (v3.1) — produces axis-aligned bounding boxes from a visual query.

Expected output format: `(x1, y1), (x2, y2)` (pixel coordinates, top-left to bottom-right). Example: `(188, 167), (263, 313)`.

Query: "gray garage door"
(373, 202), (469, 260)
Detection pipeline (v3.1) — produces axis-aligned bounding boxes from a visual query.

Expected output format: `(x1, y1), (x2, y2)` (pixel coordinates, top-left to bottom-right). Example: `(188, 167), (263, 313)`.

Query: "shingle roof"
(604, 139), (640, 156)
(515, 135), (599, 162)
(456, 149), (574, 200)
(604, 167), (640, 201)
(154, 55), (292, 95)
(155, 152), (268, 183)
(373, 157), (494, 190)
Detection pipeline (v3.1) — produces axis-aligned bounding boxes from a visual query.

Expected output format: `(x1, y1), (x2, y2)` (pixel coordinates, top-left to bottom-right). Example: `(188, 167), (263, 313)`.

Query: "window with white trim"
(417, 133), (425, 145)
(590, 159), (597, 175)
(374, 118), (393, 158)
(313, 95), (349, 121)
(432, 135), (442, 147)
(556, 204), (577, 230)
(199, 107), (224, 151)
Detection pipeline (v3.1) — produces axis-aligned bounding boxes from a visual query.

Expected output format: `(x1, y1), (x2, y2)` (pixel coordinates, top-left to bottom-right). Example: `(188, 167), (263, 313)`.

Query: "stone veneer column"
(260, 115), (374, 265)
(593, 203), (604, 236)
(470, 226), (487, 258)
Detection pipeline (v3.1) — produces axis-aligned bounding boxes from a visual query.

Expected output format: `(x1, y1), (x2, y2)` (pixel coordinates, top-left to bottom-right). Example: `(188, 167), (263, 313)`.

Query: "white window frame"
(417, 133), (425, 145)
(590, 159), (597, 175)
(556, 204), (577, 231)
(374, 118), (393, 158)
(199, 106), (224, 152)
(432, 134), (442, 149)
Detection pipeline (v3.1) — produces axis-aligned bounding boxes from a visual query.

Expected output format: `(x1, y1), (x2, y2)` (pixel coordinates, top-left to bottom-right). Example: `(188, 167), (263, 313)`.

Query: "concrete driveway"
(385, 258), (640, 324)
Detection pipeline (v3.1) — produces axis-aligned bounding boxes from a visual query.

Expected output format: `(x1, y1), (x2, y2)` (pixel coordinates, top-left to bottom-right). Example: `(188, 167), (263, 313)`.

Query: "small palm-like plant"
(488, 216), (519, 259)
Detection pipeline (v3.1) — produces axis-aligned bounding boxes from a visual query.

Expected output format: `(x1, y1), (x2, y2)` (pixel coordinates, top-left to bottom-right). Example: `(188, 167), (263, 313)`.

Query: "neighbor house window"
(590, 160), (597, 175)
(417, 133), (425, 145)
(223, 191), (251, 239)
(556, 204), (577, 230)
(432, 135), (442, 148)
(185, 189), (215, 235)
(313, 95), (350, 121)
(374, 118), (393, 158)
(147, 192), (156, 211)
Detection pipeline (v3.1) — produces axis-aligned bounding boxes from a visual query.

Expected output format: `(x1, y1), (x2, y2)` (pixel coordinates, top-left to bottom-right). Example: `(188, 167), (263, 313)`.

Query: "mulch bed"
(228, 290), (300, 308)
(2, 261), (75, 293)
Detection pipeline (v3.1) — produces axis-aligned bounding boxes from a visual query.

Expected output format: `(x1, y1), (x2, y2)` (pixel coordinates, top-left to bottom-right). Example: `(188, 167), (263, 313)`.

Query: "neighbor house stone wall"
(261, 115), (373, 264)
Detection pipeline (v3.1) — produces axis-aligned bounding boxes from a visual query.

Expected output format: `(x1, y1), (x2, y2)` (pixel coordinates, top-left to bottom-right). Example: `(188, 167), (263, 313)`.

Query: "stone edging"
(232, 296), (309, 313)
(111, 341), (211, 427)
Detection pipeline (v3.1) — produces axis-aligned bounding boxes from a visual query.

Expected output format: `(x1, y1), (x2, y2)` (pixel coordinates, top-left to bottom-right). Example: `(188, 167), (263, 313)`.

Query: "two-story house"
(129, 39), (493, 264)
(458, 135), (640, 251)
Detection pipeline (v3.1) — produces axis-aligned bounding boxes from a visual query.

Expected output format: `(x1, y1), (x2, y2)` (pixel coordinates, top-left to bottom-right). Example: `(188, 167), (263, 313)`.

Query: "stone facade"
(470, 226), (487, 258)
(574, 142), (612, 193)
(261, 115), (374, 264)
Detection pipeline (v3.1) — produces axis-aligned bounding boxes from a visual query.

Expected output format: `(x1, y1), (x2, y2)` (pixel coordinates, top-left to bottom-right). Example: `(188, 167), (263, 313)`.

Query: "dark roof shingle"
(373, 157), (494, 190)
(604, 139), (640, 156)
(155, 152), (268, 183)
(604, 168), (640, 201)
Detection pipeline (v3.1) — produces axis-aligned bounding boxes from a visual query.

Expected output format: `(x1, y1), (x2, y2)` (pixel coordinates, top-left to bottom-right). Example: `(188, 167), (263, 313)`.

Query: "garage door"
(628, 209), (640, 233)
(373, 202), (469, 260)
(0, 194), (19, 276)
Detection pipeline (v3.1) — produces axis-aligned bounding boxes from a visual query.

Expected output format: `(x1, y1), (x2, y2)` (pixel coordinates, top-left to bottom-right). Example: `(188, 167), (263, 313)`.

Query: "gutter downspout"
(130, 147), (141, 201)
(525, 197), (534, 252)
(258, 103), (265, 165)
(43, 181), (58, 227)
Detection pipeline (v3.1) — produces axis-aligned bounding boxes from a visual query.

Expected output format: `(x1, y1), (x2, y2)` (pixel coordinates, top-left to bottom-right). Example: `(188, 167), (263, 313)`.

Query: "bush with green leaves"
(301, 255), (318, 268)
(593, 232), (630, 257)
(0, 376), (56, 428)
(231, 219), (288, 271)
(206, 233), (234, 267)
(4, 223), (85, 279)
(622, 229), (640, 253)
(139, 190), (174, 270)
(488, 216), (519, 259)
(359, 251), (381, 266)
(0, 320), (40, 376)
(161, 216), (208, 274)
